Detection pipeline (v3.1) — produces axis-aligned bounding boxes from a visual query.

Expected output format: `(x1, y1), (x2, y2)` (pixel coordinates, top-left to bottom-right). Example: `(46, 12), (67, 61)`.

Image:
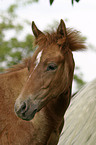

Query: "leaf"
(72, 0), (74, 5)
(50, 0), (54, 5)
(75, 0), (80, 2)
(8, 4), (18, 14)
(72, 0), (80, 5)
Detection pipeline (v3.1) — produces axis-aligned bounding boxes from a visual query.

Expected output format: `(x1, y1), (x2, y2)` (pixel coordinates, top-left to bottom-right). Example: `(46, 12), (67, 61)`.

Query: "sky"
(0, 0), (96, 86)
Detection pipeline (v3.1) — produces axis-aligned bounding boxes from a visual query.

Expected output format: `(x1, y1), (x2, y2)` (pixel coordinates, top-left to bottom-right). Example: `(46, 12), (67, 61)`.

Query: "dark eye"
(47, 63), (57, 71)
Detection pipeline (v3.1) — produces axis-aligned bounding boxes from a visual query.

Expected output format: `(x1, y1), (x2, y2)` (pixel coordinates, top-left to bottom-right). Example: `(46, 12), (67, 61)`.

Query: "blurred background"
(0, 0), (96, 93)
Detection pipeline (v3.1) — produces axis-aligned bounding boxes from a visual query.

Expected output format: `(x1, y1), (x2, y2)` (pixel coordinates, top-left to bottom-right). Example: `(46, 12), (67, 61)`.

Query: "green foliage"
(50, 0), (54, 5)
(72, 0), (80, 5)
(49, 0), (80, 5)
(73, 66), (86, 91)
(8, 4), (18, 14)
(74, 74), (86, 90)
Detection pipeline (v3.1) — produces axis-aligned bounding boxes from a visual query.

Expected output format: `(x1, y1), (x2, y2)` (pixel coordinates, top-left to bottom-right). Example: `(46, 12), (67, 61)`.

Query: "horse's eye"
(47, 63), (57, 71)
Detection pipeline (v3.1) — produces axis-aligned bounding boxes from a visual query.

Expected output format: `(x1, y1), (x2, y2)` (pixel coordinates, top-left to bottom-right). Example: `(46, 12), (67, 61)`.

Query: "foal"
(0, 19), (85, 145)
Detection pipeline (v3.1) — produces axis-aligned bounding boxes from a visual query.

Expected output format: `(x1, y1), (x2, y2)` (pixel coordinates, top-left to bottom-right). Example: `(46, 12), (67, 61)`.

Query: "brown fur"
(0, 19), (86, 145)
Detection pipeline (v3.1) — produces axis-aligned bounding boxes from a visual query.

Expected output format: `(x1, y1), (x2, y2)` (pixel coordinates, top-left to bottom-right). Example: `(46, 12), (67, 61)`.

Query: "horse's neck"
(0, 68), (29, 135)
(46, 87), (71, 123)
(0, 68), (28, 107)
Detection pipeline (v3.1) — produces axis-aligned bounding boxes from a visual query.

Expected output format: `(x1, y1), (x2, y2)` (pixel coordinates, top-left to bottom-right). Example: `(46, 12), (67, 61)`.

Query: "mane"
(35, 28), (86, 51)
(6, 58), (30, 73)
(67, 28), (86, 51)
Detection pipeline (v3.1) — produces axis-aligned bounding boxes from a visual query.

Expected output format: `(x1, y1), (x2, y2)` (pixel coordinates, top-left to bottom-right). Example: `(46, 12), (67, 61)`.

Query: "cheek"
(48, 68), (63, 91)
(23, 72), (42, 95)
(42, 73), (55, 89)
(48, 63), (70, 94)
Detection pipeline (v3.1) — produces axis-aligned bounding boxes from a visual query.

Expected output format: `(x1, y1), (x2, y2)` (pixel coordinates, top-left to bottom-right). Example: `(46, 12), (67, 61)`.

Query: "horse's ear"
(32, 21), (43, 38)
(57, 19), (67, 37)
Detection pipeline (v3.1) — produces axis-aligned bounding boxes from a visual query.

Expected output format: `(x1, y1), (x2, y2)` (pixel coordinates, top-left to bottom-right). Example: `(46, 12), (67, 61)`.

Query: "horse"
(58, 79), (96, 145)
(0, 19), (85, 145)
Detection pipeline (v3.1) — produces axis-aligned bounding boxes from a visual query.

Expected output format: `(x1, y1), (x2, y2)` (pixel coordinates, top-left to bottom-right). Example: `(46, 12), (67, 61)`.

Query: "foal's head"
(14, 19), (85, 121)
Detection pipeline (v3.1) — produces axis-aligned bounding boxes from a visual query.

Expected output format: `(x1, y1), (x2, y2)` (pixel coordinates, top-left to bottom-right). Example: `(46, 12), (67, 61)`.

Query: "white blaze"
(35, 50), (43, 69)
(28, 50), (43, 79)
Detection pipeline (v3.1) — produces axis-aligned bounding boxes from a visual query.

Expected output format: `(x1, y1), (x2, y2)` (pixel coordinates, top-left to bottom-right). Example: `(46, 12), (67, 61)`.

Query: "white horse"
(58, 79), (96, 145)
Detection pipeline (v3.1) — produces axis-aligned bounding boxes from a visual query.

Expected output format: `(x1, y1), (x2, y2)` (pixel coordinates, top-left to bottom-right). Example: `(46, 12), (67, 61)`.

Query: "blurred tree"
(0, 3), (35, 72)
(74, 67), (86, 91)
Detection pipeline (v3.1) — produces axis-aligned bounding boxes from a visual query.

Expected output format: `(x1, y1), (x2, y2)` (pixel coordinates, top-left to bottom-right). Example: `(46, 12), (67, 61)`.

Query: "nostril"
(20, 101), (28, 114)
(15, 100), (38, 120)
(15, 101), (29, 116)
